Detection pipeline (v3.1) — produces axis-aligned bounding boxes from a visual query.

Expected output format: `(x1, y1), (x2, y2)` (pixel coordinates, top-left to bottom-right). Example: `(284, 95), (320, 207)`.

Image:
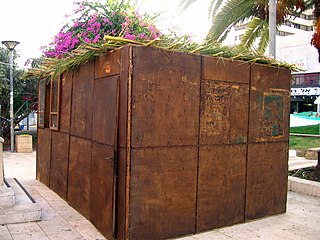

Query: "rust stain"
(105, 63), (111, 73)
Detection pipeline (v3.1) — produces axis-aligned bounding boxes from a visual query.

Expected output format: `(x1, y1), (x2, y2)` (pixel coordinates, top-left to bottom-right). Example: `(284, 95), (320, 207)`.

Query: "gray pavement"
(2, 151), (320, 240)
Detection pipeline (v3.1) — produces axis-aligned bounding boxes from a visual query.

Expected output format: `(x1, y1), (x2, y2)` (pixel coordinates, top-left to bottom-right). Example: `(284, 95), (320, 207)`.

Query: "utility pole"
(269, 0), (277, 58)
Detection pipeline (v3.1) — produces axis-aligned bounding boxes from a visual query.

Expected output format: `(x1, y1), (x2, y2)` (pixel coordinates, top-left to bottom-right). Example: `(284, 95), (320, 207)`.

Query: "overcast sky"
(0, 0), (211, 68)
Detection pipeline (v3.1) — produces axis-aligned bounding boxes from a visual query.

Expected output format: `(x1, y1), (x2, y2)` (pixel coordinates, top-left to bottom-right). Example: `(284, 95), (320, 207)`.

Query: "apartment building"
(226, 9), (319, 113)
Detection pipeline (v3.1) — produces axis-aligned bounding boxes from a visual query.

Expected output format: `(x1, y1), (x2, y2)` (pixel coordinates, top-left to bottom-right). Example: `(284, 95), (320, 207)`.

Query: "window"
(38, 79), (46, 128)
(49, 76), (61, 130)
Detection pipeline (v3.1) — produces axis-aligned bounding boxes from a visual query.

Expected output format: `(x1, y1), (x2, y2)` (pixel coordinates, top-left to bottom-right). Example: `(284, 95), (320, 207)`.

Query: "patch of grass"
(290, 124), (320, 135)
(289, 136), (320, 150)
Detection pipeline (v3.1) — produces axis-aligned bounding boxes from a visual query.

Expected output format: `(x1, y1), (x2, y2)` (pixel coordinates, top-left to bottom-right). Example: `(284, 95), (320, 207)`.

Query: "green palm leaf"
(208, 0), (224, 20)
(207, 0), (255, 41)
(240, 18), (267, 51)
(257, 24), (269, 53)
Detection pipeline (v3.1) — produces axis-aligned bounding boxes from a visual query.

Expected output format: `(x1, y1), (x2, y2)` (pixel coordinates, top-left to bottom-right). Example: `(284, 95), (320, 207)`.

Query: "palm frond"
(178, 0), (197, 10)
(207, 0), (255, 42)
(25, 35), (299, 81)
(208, 0), (224, 20)
(240, 18), (267, 51)
(257, 24), (269, 53)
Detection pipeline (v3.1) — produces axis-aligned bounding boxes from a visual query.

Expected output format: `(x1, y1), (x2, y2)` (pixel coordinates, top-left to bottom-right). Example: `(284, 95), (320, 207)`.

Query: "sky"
(0, 0), (211, 68)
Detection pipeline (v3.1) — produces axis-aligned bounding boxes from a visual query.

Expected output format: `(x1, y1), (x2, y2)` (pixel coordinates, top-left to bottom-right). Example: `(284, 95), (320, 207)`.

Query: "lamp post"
(269, 0), (276, 58)
(1, 41), (20, 152)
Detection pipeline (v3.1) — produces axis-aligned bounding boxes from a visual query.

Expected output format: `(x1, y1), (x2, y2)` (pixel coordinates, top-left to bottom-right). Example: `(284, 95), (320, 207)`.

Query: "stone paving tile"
(56, 207), (87, 222)
(6, 222), (43, 235)
(37, 216), (75, 235)
(69, 219), (107, 240)
(46, 229), (85, 240)
(9, 232), (49, 240)
(193, 231), (233, 240)
(0, 225), (13, 240)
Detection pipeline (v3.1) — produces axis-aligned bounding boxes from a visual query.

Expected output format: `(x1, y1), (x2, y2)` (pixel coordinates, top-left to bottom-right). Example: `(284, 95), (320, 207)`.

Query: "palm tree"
(311, 0), (320, 61)
(180, 0), (314, 53)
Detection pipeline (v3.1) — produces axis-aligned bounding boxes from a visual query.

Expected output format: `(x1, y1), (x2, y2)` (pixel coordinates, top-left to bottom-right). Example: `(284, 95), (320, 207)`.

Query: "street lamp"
(2, 40), (20, 152)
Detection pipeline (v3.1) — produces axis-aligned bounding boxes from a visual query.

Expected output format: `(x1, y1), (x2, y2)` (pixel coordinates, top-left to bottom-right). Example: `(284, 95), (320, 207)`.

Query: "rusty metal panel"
(249, 64), (291, 143)
(246, 142), (288, 220)
(202, 56), (250, 84)
(67, 136), (91, 218)
(36, 128), (51, 186)
(197, 145), (246, 232)
(91, 142), (115, 239)
(200, 80), (249, 145)
(95, 50), (120, 79)
(129, 147), (198, 239)
(131, 46), (201, 147)
(118, 46), (130, 148)
(60, 71), (73, 133)
(116, 149), (127, 240)
(92, 76), (119, 145)
(50, 131), (69, 200)
(70, 61), (94, 139)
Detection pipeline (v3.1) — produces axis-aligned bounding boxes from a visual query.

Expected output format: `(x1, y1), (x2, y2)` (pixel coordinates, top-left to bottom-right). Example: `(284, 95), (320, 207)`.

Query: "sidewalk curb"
(288, 176), (320, 198)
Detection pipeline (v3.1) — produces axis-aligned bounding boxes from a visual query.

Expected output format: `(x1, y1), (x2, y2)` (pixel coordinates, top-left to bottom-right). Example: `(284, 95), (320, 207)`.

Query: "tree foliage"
(0, 47), (38, 141)
(180, 0), (314, 53)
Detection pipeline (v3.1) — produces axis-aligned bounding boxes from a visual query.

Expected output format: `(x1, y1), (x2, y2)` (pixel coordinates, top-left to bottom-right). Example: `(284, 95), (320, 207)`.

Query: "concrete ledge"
(0, 185), (15, 207)
(288, 176), (320, 198)
(0, 203), (41, 225)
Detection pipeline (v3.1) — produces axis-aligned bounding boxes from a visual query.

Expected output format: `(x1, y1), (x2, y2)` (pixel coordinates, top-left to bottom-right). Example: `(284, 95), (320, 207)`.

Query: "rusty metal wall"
(36, 128), (52, 186)
(37, 46), (291, 240)
(92, 76), (119, 145)
(131, 46), (201, 148)
(129, 147), (198, 240)
(197, 145), (246, 232)
(50, 131), (69, 200)
(246, 64), (291, 220)
(246, 142), (289, 220)
(128, 46), (201, 239)
(70, 61), (94, 139)
(67, 136), (92, 219)
(60, 71), (73, 133)
(91, 142), (116, 239)
(248, 64), (291, 143)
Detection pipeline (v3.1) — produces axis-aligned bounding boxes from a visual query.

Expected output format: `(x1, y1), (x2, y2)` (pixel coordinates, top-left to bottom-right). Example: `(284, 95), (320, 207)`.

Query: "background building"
(226, 9), (319, 113)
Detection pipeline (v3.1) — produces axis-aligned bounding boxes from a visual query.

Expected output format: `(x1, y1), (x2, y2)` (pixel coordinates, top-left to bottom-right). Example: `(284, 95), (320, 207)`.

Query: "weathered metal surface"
(200, 80), (249, 145)
(36, 46), (292, 240)
(95, 49), (121, 79)
(70, 61), (94, 139)
(131, 46), (201, 147)
(60, 71), (73, 133)
(50, 131), (69, 200)
(197, 145), (246, 232)
(67, 136), (91, 218)
(246, 142), (288, 220)
(118, 46), (130, 148)
(202, 56), (250, 84)
(92, 76), (119, 145)
(91, 142), (115, 239)
(249, 64), (291, 143)
(129, 147), (198, 239)
(36, 128), (51, 186)
(116, 149), (127, 240)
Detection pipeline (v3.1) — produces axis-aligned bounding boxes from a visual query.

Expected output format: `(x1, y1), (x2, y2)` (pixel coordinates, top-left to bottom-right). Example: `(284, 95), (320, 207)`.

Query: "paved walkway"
(2, 152), (320, 240)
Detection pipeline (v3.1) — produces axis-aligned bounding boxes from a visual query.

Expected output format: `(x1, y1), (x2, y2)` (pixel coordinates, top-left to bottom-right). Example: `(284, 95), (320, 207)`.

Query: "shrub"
(43, 0), (161, 58)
